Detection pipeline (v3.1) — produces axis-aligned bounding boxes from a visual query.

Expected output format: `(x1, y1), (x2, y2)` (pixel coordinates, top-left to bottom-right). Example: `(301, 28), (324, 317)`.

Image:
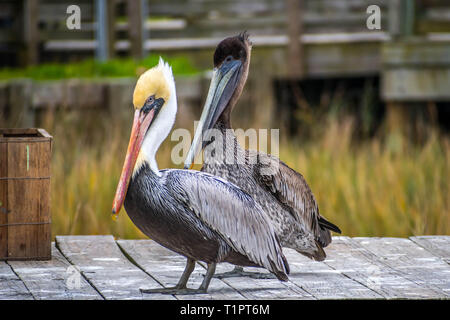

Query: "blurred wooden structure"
(0, 128), (52, 261)
(0, 0), (450, 128)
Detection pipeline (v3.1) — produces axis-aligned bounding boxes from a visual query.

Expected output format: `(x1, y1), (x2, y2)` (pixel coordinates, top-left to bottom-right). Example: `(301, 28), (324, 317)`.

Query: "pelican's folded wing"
(164, 169), (289, 279)
(254, 151), (341, 248)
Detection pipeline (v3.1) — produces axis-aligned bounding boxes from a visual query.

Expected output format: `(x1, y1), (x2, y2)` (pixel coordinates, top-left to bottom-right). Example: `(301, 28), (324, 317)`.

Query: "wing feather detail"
(164, 169), (289, 279)
(254, 152), (341, 248)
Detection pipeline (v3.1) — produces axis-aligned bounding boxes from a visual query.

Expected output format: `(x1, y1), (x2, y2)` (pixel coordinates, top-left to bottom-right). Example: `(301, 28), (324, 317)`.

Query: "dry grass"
(44, 109), (449, 239)
(280, 118), (449, 237)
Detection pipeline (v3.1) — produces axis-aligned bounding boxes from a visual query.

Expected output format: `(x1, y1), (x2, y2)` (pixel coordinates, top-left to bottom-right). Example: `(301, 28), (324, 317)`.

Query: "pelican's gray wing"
(254, 151), (341, 248)
(163, 169), (289, 279)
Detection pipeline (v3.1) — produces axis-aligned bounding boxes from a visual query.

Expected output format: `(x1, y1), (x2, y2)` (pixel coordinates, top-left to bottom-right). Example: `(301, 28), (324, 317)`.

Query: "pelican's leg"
(140, 258), (196, 294)
(198, 262), (216, 292)
(213, 266), (276, 279)
(140, 259), (218, 295)
(175, 258), (196, 289)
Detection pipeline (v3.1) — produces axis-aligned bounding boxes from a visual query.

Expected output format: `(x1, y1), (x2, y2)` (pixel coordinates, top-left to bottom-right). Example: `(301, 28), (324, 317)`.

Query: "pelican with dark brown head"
(184, 33), (341, 278)
(185, 33), (251, 162)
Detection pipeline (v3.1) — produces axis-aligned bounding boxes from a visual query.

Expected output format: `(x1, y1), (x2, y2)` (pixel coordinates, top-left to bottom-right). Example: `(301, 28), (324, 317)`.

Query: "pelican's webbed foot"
(213, 266), (276, 280)
(140, 286), (206, 295)
(140, 260), (217, 295)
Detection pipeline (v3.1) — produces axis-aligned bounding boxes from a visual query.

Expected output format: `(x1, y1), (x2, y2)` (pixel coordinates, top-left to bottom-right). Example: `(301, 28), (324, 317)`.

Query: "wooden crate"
(0, 128), (52, 260)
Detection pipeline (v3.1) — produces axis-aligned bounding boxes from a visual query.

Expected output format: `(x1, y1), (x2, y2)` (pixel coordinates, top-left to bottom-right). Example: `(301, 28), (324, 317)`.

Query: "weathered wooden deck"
(1, 236), (449, 300)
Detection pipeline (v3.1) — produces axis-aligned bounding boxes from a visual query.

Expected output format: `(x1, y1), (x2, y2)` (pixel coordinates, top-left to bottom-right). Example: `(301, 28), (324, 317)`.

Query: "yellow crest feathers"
(133, 58), (171, 109)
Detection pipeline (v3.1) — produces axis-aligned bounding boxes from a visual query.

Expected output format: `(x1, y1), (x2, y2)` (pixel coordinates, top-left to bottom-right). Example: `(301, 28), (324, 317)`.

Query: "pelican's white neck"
(134, 68), (177, 176)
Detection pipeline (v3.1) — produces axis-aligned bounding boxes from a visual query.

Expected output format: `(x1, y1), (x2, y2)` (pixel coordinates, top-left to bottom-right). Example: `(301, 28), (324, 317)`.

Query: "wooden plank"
(0, 261), (33, 300)
(117, 240), (245, 300)
(44, 32), (389, 51)
(0, 142), (7, 259)
(5, 179), (50, 259)
(323, 237), (443, 299)
(204, 259), (313, 300)
(354, 237), (450, 297)
(8, 243), (102, 300)
(55, 235), (175, 300)
(283, 248), (382, 299)
(127, 0), (144, 59)
(38, 2), (94, 21)
(147, 0), (285, 17)
(410, 236), (450, 264)
(24, 0), (39, 65)
(382, 68), (450, 101)
(383, 42), (450, 66)
(286, 0), (304, 78)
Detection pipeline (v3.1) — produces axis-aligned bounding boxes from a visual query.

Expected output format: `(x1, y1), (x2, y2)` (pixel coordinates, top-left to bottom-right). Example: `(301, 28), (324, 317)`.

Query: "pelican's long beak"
(184, 59), (242, 169)
(112, 108), (155, 216)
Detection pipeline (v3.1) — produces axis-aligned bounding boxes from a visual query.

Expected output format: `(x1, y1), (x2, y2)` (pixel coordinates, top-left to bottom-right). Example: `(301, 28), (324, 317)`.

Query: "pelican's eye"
(142, 95), (155, 113)
(142, 95), (165, 115)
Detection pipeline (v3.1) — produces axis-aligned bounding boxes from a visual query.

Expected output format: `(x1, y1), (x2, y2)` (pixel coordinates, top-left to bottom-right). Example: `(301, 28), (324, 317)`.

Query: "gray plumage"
(202, 123), (338, 260)
(185, 34), (341, 261)
(124, 164), (289, 280)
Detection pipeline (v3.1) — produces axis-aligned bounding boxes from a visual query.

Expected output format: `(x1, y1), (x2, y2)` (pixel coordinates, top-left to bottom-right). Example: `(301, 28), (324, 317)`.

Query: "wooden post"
(388, 0), (401, 38)
(107, 0), (117, 59)
(95, 0), (108, 61)
(23, 0), (39, 65)
(389, 0), (415, 38)
(286, 0), (304, 78)
(142, 0), (149, 56)
(127, 0), (144, 59)
(403, 0), (415, 37)
(285, 0), (309, 124)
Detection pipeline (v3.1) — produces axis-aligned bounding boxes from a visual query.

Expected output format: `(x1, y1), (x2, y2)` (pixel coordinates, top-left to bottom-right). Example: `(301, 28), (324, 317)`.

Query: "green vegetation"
(0, 56), (199, 80)
(42, 109), (449, 239)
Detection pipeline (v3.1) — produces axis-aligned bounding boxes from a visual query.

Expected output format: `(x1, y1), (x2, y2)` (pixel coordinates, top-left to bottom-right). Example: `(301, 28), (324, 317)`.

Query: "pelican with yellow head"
(111, 58), (289, 294)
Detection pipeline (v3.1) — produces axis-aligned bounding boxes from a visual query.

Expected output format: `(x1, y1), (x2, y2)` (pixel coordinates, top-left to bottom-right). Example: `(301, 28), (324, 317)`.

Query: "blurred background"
(0, 0), (448, 239)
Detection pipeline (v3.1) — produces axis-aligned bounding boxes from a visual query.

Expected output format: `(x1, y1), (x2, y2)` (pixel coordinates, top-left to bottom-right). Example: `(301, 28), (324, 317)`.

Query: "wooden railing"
(0, 0), (393, 64)
(1, 0), (450, 129)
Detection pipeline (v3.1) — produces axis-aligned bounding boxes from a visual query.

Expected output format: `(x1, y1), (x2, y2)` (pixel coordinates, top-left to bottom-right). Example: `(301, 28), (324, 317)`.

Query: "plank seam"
(320, 260), (386, 299)
(409, 237), (450, 265)
(195, 260), (267, 299)
(285, 279), (319, 300)
(320, 239), (387, 299)
(5, 260), (35, 300)
(196, 260), (311, 299)
(115, 240), (178, 300)
(54, 238), (106, 300)
(281, 280), (317, 299)
(355, 237), (448, 297)
(327, 237), (446, 299)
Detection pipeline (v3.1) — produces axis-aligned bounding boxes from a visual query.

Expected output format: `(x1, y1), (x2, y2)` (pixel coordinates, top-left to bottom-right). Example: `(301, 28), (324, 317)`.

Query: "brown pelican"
(111, 58), (289, 294)
(184, 34), (341, 277)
